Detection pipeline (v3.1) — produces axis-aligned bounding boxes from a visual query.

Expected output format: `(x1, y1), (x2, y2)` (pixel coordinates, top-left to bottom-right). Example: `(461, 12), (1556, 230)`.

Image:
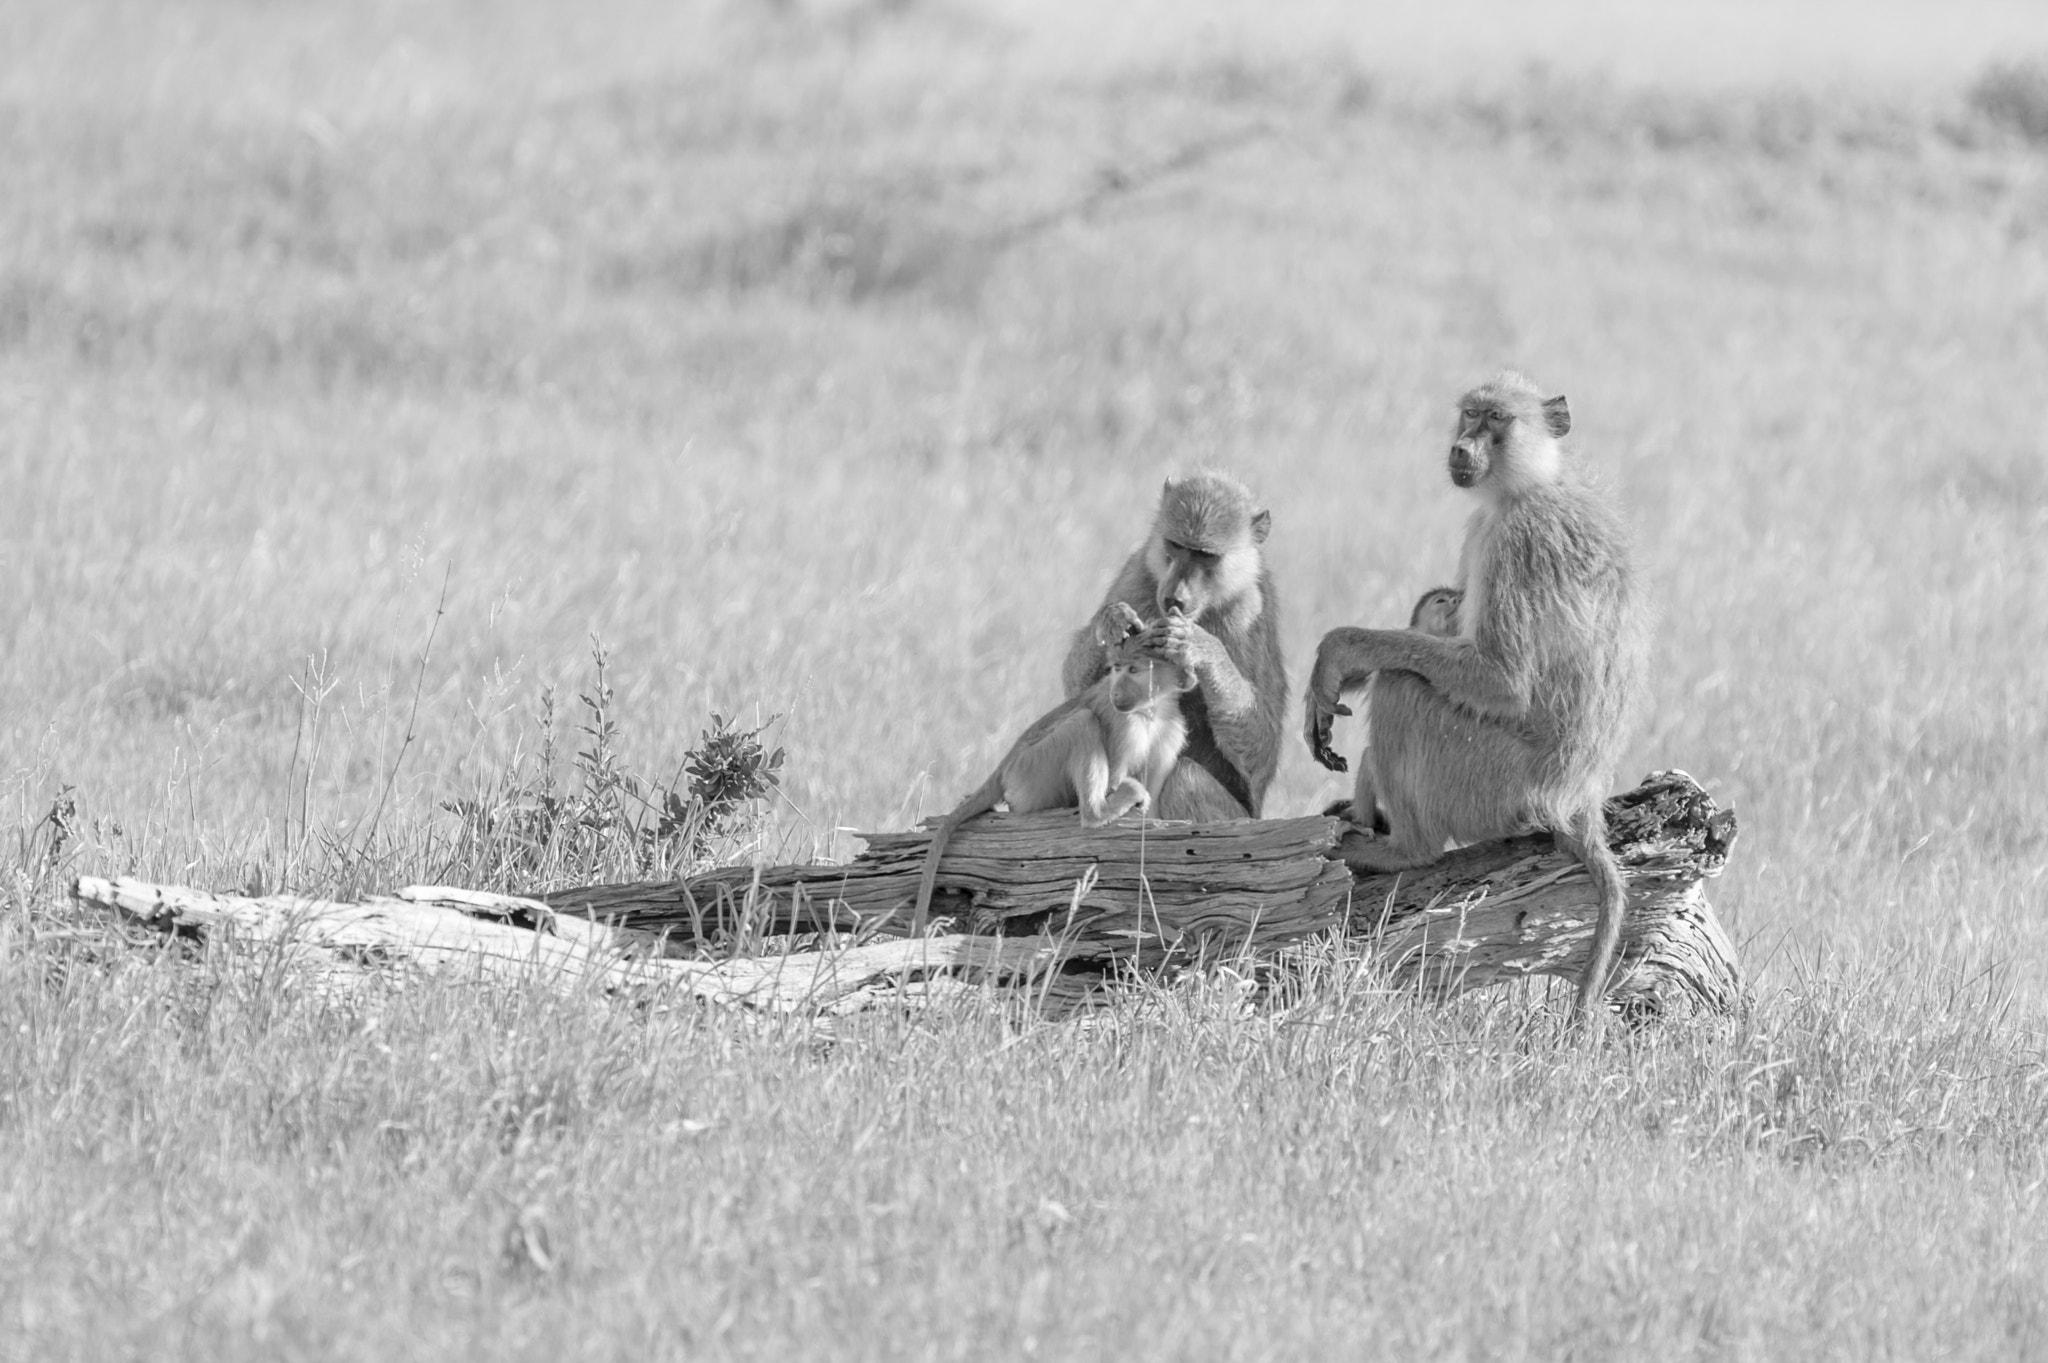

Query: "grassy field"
(6, 0), (2048, 1357)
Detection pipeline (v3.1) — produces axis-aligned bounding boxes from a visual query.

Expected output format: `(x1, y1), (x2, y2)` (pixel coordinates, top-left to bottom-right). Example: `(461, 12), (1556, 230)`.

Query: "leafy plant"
(440, 640), (785, 889)
(667, 712), (786, 848)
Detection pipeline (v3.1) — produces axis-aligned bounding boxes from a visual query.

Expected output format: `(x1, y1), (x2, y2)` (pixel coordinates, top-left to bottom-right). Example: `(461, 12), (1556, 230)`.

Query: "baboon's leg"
(1340, 674), (1521, 872)
(1323, 786), (1388, 833)
(1068, 742), (1114, 826)
(1346, 740), (1389, 834)
(1087, 776), (1150, 827)
(1151, 761), (1251, 822)
(1337, 820), (1447, 873)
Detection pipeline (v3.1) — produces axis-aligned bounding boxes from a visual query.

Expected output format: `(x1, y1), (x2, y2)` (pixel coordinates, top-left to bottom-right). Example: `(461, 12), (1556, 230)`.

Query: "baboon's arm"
(1060, 626), (1108, 699)
(1163, 618), (1255, 705)
(1143, 589), (1285, 815)
(1312, 627), (1532, 718)
(1301, 626), (1531, 772)
(1062, 553), (1154, 698)
(1172, 618), (1263, 724)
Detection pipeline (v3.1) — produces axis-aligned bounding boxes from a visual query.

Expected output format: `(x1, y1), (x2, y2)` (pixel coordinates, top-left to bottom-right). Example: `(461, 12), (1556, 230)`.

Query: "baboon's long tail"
(910, 778), (1002, 936)
(1562, 803), (1627, 1028)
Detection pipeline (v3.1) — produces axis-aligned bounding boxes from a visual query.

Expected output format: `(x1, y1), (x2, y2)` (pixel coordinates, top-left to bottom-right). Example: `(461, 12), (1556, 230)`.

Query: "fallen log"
(73, 770), (1743, 1018)
(69, 876), (1076, 1013)
(552, 813), (1358, 964)
(544, 768), (1743, 1015)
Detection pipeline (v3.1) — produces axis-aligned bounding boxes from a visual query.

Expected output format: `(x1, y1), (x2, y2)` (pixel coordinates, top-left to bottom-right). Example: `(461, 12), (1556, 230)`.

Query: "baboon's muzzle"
(1111, 686), (1155, 714)
(1157, 573), (1194, 618)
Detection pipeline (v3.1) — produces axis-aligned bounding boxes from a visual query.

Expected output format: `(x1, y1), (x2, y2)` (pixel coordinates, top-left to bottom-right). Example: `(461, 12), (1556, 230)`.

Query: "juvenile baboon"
(1062, 471), (1287, 822)
(911, 608), (1194, 934)
(1324, 585), (1463, 833)
(1303, 373), (1650, 1024)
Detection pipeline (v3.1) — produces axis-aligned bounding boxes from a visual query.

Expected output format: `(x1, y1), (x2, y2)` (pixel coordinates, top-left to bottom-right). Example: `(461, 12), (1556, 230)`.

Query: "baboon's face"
(1409, 589), (1462, 637)
(1449, 380), (1570, 495)
(1143, 477), (1268, 622)
(1448, 404), (1505, 489)
(1152, 536), (1224, 619)
(1146, 524), (1264, 620)
(1108, 655), (1189, 713)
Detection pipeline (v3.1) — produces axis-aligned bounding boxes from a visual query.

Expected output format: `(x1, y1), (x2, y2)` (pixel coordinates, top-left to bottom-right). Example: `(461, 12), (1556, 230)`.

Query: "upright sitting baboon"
(1064, 471), (1287, 822)
(1303, 373), (1650, 1024)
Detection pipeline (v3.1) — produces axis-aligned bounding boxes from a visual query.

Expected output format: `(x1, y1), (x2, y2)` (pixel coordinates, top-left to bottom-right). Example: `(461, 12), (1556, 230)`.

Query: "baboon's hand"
(1302, 652), (1353, 772)
(1140, 614), (1199, 669)
(1302, 693), (1351, 772)
(1092, 601), (1148, 648)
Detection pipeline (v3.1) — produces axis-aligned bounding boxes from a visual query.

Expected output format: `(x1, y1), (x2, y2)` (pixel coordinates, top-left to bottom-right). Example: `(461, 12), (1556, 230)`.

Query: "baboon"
(911, 608), (1194, 934)
(1324, 585), (1462, 833)
(1303, 372), (1650, 1024)
(1062, 471), (1287, 823)
(1405, 584), (1463, 640)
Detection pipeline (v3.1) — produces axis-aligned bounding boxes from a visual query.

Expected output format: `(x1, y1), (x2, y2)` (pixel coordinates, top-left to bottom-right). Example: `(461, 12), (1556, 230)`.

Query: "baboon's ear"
(1250, 508), (1272, 544)
(1542, 395), (1571, 438)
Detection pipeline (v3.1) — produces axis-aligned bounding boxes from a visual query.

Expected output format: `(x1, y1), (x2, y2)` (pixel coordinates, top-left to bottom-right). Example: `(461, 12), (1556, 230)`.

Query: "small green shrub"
(440, 641), (784, 889)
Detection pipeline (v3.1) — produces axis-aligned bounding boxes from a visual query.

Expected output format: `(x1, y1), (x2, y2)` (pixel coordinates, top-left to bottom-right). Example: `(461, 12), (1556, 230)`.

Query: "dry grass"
(5, 1), (2048, 1357)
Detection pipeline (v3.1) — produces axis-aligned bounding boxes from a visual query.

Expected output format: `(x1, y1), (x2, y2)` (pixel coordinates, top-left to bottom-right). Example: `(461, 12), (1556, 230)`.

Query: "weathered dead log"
(1352, 772), (1745, 1017)
(70, 876), (1073, 1013)
(546, 769), (1744, 1015)
(74, 770), (1743, 1018)
(549, 813), (1357, 964)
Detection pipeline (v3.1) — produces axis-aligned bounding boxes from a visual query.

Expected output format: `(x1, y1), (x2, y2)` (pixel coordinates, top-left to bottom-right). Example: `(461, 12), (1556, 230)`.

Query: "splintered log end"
(1350, 770), (1748, 1016)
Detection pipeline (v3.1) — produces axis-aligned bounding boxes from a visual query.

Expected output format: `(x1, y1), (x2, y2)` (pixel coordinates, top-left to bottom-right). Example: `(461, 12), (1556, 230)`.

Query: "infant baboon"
(1063, 471), (1287, 822)
(1303, 372), (1650, 1025)
(1324, 585), (1463, 833)
(1405, 584), (1463, 639)
(911, 607), (1193, 934)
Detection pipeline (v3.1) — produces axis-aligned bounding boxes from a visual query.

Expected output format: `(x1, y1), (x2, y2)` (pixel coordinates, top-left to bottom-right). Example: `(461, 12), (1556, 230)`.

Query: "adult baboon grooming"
(1063, 471), (1287, 822)
(912, 608), (1194, 934)
(1303, 373), (1650, 1023)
